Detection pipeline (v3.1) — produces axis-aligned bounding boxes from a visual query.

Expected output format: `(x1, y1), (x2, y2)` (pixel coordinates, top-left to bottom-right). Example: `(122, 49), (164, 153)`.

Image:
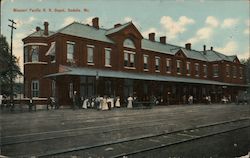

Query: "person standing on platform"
(127, 96), (133, 108)
(115, 96), (121, 108)
(72, 91), (78, 110)
(102, 95), (109, 110)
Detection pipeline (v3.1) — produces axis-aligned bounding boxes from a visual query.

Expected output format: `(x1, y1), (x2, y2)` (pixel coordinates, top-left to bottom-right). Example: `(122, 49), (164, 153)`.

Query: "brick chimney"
(92, 17), (99, 29)
(160, 36), (166, 44)
(36, 26), (41, 32)
(185, 43), (191, 50)
(44, 22), (49, 36)
(203, 45), (206, 55)
(114, 23), (121, 28)
(149, 33), (155, 41)
(211, 46), (213, 51)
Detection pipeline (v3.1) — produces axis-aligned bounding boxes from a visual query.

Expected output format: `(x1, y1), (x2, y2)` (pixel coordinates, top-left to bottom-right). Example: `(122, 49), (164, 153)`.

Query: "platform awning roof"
(44, 65), (248, 87)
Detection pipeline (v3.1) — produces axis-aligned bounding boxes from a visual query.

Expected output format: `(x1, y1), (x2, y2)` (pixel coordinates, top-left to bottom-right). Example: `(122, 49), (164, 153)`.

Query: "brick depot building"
(22, 17), (247, 106)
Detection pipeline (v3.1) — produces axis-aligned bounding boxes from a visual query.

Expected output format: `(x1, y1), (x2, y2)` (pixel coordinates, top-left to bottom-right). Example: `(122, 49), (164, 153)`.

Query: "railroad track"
(35, 118), (250, 158)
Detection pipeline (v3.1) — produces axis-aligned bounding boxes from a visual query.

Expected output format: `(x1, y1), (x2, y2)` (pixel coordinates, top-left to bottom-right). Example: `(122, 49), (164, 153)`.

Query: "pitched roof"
(26, 29), (55, 38)
(45, 65), (247, 87)
(105, 22), (132, 35)
(57, 22), (114, 43)
(24, 21), (240, 63)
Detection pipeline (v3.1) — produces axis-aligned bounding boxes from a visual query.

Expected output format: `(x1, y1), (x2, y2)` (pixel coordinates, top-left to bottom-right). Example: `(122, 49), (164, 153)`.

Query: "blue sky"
(1, 0), (249, 73)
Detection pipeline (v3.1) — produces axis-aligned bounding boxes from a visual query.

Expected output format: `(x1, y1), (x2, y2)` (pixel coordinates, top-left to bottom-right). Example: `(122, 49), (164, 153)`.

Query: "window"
(31, 80), (39, 98)
(239, 67), (243, 79)
(166, 58), (171, 73)
(31, 46), (39, 62)
(155, 57), (160, 72)
(24, 46), (28, 63)
(124, 50), (135, 68)
(123, 38), (135, 49)
(130, 54), (135, 67)
(143, 55), (149, 70)
(233, 66), (237, 78)
(203, 65), (207, 78)
(67, 41), (75, 62)
(124, 52), (129, 67)
(105, 48), (111, 66)
(186, 62), (191, 75)
(176, 60), (181, 74)
(226, 64), (230, 77)
(48, 42), (56, 63)
(213, 64), (219, 77)
(195, 63), (199, 77)
(87, 45), (94, 64)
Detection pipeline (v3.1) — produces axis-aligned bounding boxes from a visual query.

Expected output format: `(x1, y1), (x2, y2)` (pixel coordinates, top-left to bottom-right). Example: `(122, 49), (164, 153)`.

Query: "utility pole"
(8, 19), (16, 111)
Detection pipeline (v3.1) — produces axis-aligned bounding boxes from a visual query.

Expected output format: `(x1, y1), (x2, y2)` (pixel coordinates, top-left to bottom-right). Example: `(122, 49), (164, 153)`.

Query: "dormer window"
(123, 38), (135, 49)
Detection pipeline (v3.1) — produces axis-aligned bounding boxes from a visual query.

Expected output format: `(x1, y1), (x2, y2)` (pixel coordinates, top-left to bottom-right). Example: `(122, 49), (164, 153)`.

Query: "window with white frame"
(67, 41), (75, 62)
(155, 57), (160, 72)
(233, 66), (237, 78)
(203, 65), (207, 78)
(226, 64), (230, 77)
(213, 64), (219, 77)
(195, 63), (199, 77)
(176, 60), (182, 74)
(186, 62), (191, 75)
(143, 55), (149, 70)
(31, 80), (39, 97)
(31, 46), (39, 62)
(105, 48), (111, 66)
(87, 45), (94, 64)
(24, 46), (29, 63)
(124, 50), (135, 68)
(166, 58), (171, 73)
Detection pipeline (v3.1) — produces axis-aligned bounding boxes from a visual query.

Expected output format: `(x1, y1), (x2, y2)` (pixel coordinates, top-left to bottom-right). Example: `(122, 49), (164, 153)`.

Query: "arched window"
(123, 38), (135, 49)
(31, 46), (39, 62)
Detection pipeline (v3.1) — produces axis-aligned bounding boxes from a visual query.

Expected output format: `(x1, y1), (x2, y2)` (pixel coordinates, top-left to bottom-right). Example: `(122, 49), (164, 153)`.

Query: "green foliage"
(0, 34), (22, 96)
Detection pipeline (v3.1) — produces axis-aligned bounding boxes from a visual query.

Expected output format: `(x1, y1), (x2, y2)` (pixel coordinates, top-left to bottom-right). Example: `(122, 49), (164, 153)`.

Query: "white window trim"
(166, 58), (171, 74)
(213, 64), (219, 78)
(195, 63), (199, 77)
(155, 57), (160, 72)
(226, 64), (230, 77)
(105, 48), (112, 67)
(143, 55), (149, 71)
(124, 50), (135, 68)
(24, 43), (48, 46)
(176, 60), (181, 75)
(87, 45), (95, 65)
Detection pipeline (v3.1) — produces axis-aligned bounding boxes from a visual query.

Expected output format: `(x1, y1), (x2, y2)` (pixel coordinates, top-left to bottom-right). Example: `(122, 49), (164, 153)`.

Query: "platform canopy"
(45, 65), (248, 87)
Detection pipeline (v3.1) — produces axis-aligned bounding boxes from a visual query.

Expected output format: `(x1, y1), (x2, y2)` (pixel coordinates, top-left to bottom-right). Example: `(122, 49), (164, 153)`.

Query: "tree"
(0, 34), (22, 97)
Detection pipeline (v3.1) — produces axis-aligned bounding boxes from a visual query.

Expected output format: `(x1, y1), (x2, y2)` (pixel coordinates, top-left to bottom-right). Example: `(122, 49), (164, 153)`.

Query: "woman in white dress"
(115, 96), (121, 108)
(127, 96), (133, 108)
(82, 98), (88, 109)
(102, 96), (109, 110)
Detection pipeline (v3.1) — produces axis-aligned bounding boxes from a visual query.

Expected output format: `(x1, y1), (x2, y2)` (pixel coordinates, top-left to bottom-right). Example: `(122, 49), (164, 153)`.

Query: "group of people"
(72, 91), (122, 110)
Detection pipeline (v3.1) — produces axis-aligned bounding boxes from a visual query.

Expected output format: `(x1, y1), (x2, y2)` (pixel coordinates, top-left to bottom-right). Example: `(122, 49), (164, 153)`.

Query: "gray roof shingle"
(25, 21), (239, 63)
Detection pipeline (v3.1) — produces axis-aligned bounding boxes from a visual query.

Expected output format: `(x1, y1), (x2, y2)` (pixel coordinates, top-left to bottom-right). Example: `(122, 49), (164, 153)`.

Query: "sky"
(1, 0), (250, 75)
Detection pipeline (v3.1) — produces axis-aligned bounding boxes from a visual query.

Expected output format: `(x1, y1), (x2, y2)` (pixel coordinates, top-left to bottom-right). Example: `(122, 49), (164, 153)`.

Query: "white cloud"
(205, 16), (219, 28)
(237, 50), (250, 60)
(160, 16), (195, 39)
(81, 17), (94, 25)
(142, 28), (162, 39)
(216, 41), (238, 55)
(243, 19), (250, 35)
(62, 16), (78, 26)
(123, 17), (141, 30)
(186, 27), (213, 44)
(16, 16), (36, 28)
(221, 18), (239, 28)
